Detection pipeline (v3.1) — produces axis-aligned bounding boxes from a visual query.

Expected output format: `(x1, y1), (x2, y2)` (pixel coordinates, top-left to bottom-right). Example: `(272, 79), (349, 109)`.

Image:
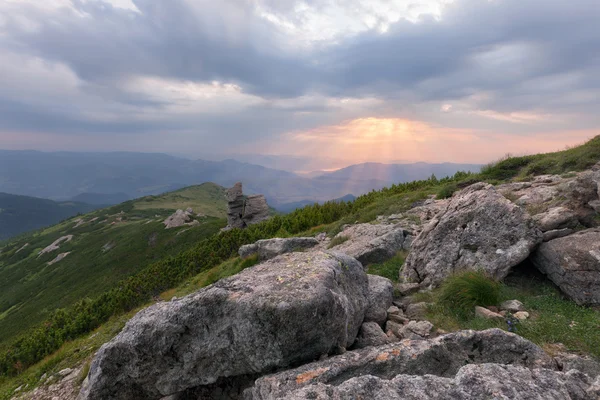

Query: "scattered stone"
(555, 353), (600, 379)
(531, 228), (600, 305)
(101, 241), (115, 253)
(15, 243), (29, 254)
(47, 252), (71, 266)
(353, 322), (390, 349)
(500, 299), (525, 312)
(73, 218), (86, 228)
(247, 329), (556, 399)
(38, 235), (74, 257)
(163, 209), (195, 229)
(78, 251), (368, 400)
(514, 311), (530, 320)
(387, 306), (409, 325)
(385, 320), (404, 339)
(475, 306), (504, 320)
(543, 228), (574, 242)
(364, 275), (394, 326)
(315, 232), (327, 242)
(238, 237), (319, 261)
(329, 223), (408, 265)
(402, 183), (542, 288)
(396, 282), (420, 297)
(400, 320), (433, 340)
(533, 206), (579, 232)
(405, 302), (430, 320)
(58, 368), (74, 377)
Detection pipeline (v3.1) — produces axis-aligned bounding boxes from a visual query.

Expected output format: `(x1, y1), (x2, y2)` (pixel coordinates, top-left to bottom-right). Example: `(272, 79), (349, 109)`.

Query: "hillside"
(0, 183), (228, 343)
(0, 193), (97, 241)
(316, 162), (482, 182)
(2, 137), (600, 399)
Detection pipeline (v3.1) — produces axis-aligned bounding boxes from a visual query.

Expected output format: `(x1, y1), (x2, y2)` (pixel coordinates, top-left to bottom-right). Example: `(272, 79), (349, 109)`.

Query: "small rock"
(405, 302), (430, 320)
(14, 385), (23, 393)
(475, 306), (504, 320)
(396, 282), (420, 296)
(315, 232), (327, 242)
(400, 320), (433, 339)
(353, 322), (390, 349)
(386, 306), (409, 324)
(543, 228), (574, 242)
(500, 299), (525, 312)
(514, 311), (530, 320)
(58, 368), (73, 377)
(385, 320), (404, 339)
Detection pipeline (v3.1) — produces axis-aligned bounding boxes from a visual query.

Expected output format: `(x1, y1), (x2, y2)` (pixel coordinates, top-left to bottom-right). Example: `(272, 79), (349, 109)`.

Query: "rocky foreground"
(14, 166), (600, 400)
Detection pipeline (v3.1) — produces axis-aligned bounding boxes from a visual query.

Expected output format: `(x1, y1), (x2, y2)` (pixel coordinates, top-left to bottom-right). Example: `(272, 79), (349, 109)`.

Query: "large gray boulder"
(402, 183), (543, 288)
(364, 275), (394, 326)
(329, 223), (408, 265)
(247, 329), (555, 399)
(268, 365), (596, 400)
(238, 237), (319, 261)
(531, 228), (600, 305)
(78, 251), (369, 400)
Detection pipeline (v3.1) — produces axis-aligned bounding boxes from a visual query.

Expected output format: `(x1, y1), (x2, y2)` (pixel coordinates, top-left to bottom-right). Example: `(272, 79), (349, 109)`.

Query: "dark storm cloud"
(0, 0), (599, 145)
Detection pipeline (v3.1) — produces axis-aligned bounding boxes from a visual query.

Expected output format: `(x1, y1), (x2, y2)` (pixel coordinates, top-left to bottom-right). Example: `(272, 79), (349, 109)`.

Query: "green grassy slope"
(0, 193), (98, 241)
(0, 183), (227, 343)
(1, 136), (599, 380)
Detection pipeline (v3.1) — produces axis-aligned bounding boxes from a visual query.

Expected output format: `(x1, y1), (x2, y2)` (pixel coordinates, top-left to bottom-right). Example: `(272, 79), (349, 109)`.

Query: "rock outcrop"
(225, 183), (270, 230)
(238, 237), (319, 261)
(79, 251), (368, 400)
(163, 209), (197, 229)
(329, 223), (409, 265)
(258, 364), (597, 399)
(38, 235), (73, 257)
(531, 228), (600, 305)
(247, 329), (556, 399)
(402, 183), (542, 288)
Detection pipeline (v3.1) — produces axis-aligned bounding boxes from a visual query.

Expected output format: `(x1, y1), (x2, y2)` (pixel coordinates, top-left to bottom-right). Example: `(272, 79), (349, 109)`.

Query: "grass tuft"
(368, 252), (406, 282)
(327, 235), (350, 249)
(438, 270), (501, 317)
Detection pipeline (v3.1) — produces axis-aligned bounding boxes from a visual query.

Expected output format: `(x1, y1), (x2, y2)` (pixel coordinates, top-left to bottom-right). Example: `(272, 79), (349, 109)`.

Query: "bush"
(436, 184), (457, 199)
(438, 270), (500, 317)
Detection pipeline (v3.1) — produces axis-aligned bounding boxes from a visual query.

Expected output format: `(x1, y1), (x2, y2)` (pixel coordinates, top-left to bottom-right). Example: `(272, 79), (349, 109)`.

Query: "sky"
(0, 0), (599, 171)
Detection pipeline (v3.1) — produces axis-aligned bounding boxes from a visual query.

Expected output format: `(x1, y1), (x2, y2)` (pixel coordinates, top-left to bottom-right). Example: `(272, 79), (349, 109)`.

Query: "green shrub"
(438, 270), (500, 317)
(327, 235), (349, 249)
(368, 252), (406, 282)
(436, 184), (457, 199)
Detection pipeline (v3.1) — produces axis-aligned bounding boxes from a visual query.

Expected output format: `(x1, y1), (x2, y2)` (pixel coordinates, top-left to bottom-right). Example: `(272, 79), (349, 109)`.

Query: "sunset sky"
(0, 0), (599, 170)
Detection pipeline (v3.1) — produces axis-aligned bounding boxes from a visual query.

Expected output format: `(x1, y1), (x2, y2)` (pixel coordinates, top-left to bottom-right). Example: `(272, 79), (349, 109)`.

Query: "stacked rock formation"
(225, 182), (270, 230)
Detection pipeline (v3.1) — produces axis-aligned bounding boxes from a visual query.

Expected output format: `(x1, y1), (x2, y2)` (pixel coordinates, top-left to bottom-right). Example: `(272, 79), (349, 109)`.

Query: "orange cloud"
(267, 117), (597, 167)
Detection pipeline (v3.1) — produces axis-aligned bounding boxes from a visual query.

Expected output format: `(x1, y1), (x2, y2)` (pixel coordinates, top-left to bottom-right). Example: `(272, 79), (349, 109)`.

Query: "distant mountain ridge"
(0, 150), (481, 208)
(316, 162), (482, 182)
(0, 193), (97, 241)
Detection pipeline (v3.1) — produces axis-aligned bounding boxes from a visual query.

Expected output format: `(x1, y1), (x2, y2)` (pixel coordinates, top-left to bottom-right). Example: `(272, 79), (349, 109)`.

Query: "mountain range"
(0, 150), (481, 209)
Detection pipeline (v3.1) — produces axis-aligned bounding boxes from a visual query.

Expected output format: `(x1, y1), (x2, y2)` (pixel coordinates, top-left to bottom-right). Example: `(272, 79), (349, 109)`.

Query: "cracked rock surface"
(401, 183), (542, 287)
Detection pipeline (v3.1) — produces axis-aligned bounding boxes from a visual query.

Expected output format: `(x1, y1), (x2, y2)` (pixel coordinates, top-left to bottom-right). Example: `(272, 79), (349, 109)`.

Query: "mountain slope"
(0, 183), (228, 343)
(317, 162), (482, 182)
(0, 193), (97, 241)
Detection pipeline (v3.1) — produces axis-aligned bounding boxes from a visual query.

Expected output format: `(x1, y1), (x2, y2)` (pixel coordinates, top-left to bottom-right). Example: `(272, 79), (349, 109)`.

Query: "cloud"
(0, 0), (598, 164)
